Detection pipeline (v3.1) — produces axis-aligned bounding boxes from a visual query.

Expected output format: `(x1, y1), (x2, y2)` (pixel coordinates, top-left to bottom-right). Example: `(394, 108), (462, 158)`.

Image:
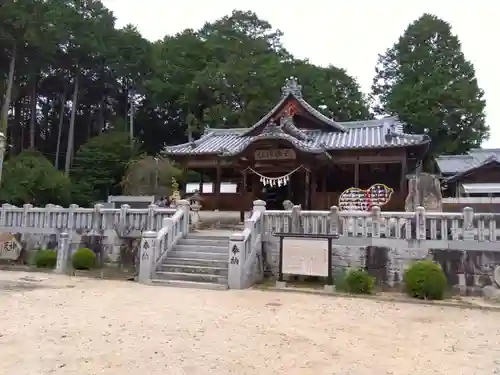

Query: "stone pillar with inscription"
(138, 231), (157, 284)
(55, 232), (70, 274)
(228, 233), (244, 289)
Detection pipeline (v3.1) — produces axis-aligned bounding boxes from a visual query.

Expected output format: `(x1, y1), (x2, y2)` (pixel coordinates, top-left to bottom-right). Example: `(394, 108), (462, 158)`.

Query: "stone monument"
(405, 173), (443, 212)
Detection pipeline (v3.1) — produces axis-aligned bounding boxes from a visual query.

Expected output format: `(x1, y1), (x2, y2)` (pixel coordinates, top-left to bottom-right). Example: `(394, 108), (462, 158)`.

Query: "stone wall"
(262, 234), (500, 290)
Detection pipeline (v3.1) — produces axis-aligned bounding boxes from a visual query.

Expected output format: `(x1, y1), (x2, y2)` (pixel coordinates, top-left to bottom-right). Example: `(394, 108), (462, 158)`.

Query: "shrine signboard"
(254, 149), (296, 161)
(281, 238), (329, 276)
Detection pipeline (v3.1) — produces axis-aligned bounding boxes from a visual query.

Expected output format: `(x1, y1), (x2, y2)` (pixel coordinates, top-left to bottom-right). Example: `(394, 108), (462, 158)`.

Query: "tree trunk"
(97, 61), (106, 134)
(55, 83), (67, 169)
(1, 43), (17, 134)
(98, 95), (105, 134)
(64, 73), (79, 176)
(29, 78), (37, 149)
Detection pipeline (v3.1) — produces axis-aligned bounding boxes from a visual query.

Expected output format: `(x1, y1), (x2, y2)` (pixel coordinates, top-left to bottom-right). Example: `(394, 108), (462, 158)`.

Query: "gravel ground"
(0, 271), (499, 375)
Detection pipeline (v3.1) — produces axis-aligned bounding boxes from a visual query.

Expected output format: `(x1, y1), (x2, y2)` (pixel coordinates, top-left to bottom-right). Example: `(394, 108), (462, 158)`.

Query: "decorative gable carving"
(281, 77), (303, 98)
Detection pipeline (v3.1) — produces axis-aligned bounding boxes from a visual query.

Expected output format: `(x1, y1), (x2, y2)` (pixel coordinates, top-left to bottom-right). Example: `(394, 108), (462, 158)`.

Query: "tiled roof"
(443, 155), (500, 183)
(435, 149), (500, 175)
(163, 77), (429, 156)
(164, 116), (428, 156)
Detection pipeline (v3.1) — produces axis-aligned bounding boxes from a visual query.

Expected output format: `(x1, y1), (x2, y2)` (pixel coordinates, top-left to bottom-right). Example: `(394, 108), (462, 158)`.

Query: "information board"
(281, 238), (329, 276)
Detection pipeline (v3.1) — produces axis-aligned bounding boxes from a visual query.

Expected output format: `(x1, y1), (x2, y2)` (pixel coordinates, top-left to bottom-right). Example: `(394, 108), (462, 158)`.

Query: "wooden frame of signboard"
(274, 232), (338, 286)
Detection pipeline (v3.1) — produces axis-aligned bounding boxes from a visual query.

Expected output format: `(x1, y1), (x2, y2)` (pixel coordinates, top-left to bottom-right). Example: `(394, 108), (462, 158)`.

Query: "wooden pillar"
(354, 163), (360, 188)
(322, 167), (327, 209)
(322, 167), (326, 192)
(198, 170), (203, 193)
(304, 169), (310, 209)
(240, 170), (246, 222)
(311, 170), (316, 209)
(215, 163), (221, 209)
(400, 157), (407, 197)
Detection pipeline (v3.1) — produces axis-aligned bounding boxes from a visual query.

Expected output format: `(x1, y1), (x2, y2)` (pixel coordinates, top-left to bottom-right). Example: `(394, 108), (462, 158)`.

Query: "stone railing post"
(0, 203), (8, 227)
(415, 206), (426, 240)
(92, 204), (104, 232)
(118, 204), (130, 235)
(177, 199), (190, 235)
(228, 233), (245, 289)
(253, 199), (266, 232)
(147, 204), (157, 231)
(462, 206), (474, 240)
(371, 206), (381, 238)
(68, 204), (78, 230)
(55, 232), (70, 274)
(329, 206), (340, 236)
(138, 231), (157, 283)
(291, 205), (301, 233)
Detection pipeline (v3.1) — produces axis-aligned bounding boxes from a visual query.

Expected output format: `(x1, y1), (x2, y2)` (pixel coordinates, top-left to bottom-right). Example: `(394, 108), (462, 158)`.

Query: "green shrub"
(334, 268), (348, 292)
(343, 268), (375, 294)
(404, 260), (447, 300)
(34, 249), (57, 268)
(71, 248), (97, 270)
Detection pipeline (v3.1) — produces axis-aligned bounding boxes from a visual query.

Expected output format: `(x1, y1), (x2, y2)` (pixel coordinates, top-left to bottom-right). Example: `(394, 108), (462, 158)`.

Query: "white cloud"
(103, 0), (499, 148)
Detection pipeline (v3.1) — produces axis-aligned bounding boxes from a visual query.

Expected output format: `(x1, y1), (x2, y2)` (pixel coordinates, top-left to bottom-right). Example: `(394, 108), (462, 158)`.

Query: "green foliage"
(6, 4), (479, 202)
(372, 13), (488, 157)
(404, 260), (448, 300)
(71, 131), (138, 205)
(71, 248), (97, 270)
(340, 268), (376, 294)
(34, 249), (57, 268)
(121, 155), (182, 197)
(0, 151), (71, 205)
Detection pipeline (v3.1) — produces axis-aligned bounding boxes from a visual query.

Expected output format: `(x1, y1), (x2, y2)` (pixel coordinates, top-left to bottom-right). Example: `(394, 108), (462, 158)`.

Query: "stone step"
(162, 257), (228, 268)
(155, 271), (227, 284)
(173, 244), (227, 253)
(150, 279), (228, 290)
(157, 264), (228, 276)
(168, 251), (227, 261)
(178, 238), (229, 247)
(186, 232), (232, 240)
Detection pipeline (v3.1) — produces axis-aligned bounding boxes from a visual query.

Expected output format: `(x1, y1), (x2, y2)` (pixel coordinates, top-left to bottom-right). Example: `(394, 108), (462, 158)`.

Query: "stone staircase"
(152, 233), (230, 290)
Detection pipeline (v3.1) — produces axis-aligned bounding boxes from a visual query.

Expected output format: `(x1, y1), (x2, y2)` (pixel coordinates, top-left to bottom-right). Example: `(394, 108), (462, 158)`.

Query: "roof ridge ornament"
(261, 119), (282, 135)
(281, 76), (302, 99)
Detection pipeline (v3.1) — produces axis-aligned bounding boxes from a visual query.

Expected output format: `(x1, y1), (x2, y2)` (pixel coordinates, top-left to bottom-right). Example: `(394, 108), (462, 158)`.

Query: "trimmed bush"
(343, 268), (375, 294)
(71, 248), (97, 270)
(34, 249), (57, 268)
(404, 260), (447, 300)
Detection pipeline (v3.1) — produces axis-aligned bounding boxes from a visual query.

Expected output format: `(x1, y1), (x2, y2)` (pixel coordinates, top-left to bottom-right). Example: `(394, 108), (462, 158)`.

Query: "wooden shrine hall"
(163, 78), (430, 212)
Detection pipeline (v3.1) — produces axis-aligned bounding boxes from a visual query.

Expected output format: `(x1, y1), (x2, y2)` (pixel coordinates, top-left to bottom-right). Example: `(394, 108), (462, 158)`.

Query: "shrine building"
(162, 78), (430, 211)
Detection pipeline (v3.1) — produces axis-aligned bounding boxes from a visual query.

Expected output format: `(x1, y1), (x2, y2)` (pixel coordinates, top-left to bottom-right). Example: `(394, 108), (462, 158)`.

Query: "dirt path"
(0, 271), (499, 375)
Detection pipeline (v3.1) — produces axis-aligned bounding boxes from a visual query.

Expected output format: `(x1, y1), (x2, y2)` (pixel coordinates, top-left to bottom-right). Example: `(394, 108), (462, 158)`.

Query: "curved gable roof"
(242, 77), (345, 136)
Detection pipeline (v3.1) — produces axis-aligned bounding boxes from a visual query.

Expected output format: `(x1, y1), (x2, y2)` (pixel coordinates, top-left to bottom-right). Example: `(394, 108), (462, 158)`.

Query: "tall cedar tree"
(372, 14), (488, 158)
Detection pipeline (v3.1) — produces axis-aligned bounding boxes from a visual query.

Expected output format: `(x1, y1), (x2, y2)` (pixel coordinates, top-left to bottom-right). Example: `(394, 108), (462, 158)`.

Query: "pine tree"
(372, 13), (488, 156)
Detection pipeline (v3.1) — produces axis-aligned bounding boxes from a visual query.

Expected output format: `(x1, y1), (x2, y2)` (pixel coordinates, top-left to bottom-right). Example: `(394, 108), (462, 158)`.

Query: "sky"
(102, 0), (498, 148)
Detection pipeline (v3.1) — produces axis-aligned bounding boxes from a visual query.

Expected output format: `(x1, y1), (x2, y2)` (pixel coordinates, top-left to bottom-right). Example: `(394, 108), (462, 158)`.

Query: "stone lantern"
(188, 191), (202, 228)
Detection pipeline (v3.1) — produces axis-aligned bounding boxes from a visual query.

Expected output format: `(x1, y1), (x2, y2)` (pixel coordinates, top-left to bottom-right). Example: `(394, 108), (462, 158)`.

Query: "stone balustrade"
(264, 205), (500, 250)
(260, 205), (500, 290)
(0, 203), (177, 234)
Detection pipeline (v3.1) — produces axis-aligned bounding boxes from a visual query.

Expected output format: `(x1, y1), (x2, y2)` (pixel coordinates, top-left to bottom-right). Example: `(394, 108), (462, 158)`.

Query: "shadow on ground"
(0, 276), (75, 292)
